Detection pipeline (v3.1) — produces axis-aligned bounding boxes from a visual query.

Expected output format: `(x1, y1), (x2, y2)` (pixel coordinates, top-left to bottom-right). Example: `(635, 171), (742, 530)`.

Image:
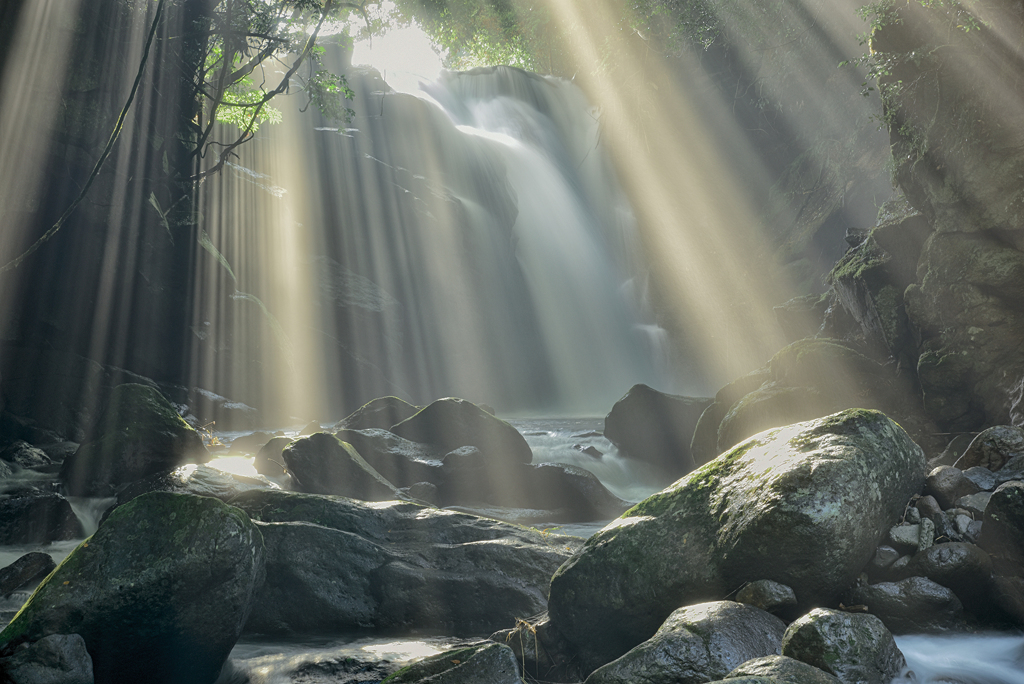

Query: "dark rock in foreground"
(547, 409), (925, 671)
(846, 577), (966, 633)
(231, 489), (581, 637)
(583, 601), (786, 684)
(59, 384), (208, 497)
(603, 384), (712, 479)
(0, 633), (94, 684)
(0, 492), (266, 684)
(781, 608), (906, 684)
(727, 655), (841, 684)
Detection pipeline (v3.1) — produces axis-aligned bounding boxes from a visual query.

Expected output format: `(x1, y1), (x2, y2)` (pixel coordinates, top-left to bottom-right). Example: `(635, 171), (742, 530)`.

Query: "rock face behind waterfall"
(546, 409), (926, 671)
(0, 492), (266, 684)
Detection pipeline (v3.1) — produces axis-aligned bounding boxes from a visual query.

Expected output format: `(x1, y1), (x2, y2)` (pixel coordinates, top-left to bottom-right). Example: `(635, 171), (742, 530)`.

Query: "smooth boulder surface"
(583, 602), (786, 684)
(0, 440), (52, 470)
(333, 428), (444, 488)
(282, 432), (404, 501)
(846, 577), (966, 633)
(547, 409), (925, 670)
(58, 383), (208, 496)
(390, 398), (532, 465)
(381, 642), (523, 684)
(956, 425), (1024, 471)
(727, 655), (841, 684)
(978, 481), (1024, 622)
(780, 609), (906, 684)
(335, 396), (421, 431)
(112, 463), (277, 509)
(603, 384), (712, 480)
(231, 489), (582, 636)
(0, 492), (266, 684)
(0, 493), (83, 545)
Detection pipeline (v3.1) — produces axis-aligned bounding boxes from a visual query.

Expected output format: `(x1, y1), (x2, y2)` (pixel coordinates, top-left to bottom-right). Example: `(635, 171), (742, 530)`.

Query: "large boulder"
(603, 384), (712, 480)
(282, 432), (404, 501)
(583, 601), (786, 684)
(0, 552), (56, 599)
(0, 492), (266, 684)
(780, 609), (906, 684)
(390, 398), (532, 465)
(956, 426), (1024, 471)
(333, 428), (445, 488)
(334, 396), (420, 431)
(231, 489), (582, 636)
(978, 480), (1024, 623)
(0, 493), (83, 545)
(112, 463), (277, 510)
(58, 383), (208, 496)
(547, 409), (925, 670)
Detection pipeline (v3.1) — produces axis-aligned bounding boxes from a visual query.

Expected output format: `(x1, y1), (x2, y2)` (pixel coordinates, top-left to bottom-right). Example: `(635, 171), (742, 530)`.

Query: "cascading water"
(198, 63), (669, 420)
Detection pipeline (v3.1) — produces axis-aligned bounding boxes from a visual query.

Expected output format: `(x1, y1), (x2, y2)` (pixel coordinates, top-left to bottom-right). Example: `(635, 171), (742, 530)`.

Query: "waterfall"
(199, 64), (666, 419)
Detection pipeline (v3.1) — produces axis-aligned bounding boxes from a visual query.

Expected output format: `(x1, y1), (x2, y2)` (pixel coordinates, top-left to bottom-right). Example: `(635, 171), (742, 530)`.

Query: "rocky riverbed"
(1, 384), (1022, 684)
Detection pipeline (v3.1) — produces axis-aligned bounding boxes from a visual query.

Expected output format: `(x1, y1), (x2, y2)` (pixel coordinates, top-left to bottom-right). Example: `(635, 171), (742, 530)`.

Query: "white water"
(897, 633), (1024, 684)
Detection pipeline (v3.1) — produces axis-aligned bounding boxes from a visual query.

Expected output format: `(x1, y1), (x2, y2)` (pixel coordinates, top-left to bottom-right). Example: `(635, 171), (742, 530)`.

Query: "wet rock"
(955, 425), (1024, 472)
(282, 432), (403, 501)
(232, 489), (581, 637)
(381, 642), (522, 684)
(113, 464), (276, 509)
(0, 440), (51, 470)
(0, 552), (56, 599)
(38, 441), (79, 464)
(391, 398), (532, 465)
(925, 466), (981, 509)
(846, 577), (966, 633)
(888, 523), (932, 554)
(0, 492), (266, 684)
(781, 608), (906, 684)
(0, 493), (83, 545)
(735, 580), (798, 617)
(956, 492), (992, 516)
(187, 387), (260, 431)
(58, 384), (208, 497)
(584, 602), (786, 684)
(726, 655), (841, 684)
(867, 546), (901, 579)
(334, 396), (420, 431)
(547, 410), (925, 671)
(978, 481), (1024, 623)
(0, 633), (93, 684)
(573, 444), (602, 458)
(603, 384), (712, 480)
(902, 542), (994, 615)
(254, 436), (291, 478)
(333, 428), (444, 488)
(916, 494), (943, 520)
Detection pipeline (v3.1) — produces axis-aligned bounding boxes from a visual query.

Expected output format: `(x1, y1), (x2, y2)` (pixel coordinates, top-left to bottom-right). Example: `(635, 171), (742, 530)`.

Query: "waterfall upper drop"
(201, 64), (666, 418)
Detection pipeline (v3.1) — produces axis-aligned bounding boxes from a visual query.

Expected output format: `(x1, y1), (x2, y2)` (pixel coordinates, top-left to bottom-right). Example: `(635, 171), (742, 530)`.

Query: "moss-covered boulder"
(780, 609), (906, 684)
(231, 489), (582, 636)
(583, 602), (786, 684)
(546, 409), (925, 671)
(381, 642), (524, 684)
(391, 398), (531, 465)
(283, 431), (404, 501)
(0, 492), (265, 684)
(603, 384), (713, 481)
(335, 396), (421, 431)
(58, 384), (208, 497)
